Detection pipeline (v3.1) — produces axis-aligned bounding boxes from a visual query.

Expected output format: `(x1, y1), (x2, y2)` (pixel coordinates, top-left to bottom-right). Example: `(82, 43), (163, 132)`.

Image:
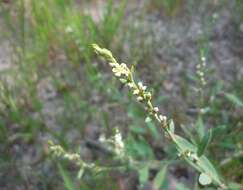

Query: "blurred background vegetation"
(0, 0), (242, 189)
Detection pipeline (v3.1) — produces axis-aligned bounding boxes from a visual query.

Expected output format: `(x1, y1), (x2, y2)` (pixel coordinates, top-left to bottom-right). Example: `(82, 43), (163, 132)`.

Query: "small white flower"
(99, 134), (106, 142)
(114, 129), (122, 144)
(112, 64), (129, 77)
(159, 115), (167, 122)
(127, 83), (134, 88)
(138, 82), (143, 88)
(142, 85), (147, 91)
(154, 107), (159, 112)
(137, 96), (143, 102)
(114, 72), (122, 77)
(113, 129), (124, 155)
(201, 56), (206, 62)
(120, 63), (130, 76)
(133, 89), (140, 95)
(120, 63), (127, 67)
(186, 151), (191, 157)
(137, 82), (147, 91)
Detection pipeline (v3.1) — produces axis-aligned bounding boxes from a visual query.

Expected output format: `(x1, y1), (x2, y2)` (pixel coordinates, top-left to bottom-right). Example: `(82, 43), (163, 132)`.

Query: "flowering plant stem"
(92, 44), (227, 189)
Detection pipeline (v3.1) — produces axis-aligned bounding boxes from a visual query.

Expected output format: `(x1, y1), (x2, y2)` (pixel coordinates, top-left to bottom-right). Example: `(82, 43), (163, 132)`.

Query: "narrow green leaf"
(138, 165), (149, 185)
(129, 125), (146, 134)
(147, 121), (159, 139)
(173, 134), (196, 152)
(77, 167), (84, 179)
(153, 164), (168, 190)
(199, 173), (212, 186)
(196, 116), (205, 139)
(197, 129), (212, 157)
(225, 93), (243, 107)
(180, 124), (196, 145)
(169, 120), (175, 134)
(58, 164), (76, 190)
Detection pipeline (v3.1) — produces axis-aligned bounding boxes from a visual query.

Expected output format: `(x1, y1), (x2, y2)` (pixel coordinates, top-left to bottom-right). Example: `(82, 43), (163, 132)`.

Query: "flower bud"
(154, 107), (159, 113)
(137, 96), (143, 102)
(133, 89), (140, 95)
(127, 82), (134, 88)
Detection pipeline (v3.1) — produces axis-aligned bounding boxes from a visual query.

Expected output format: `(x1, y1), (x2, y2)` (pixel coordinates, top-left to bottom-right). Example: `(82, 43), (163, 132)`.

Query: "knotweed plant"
(49, 44), (227, 189)
(49, 128), (133, 177)
(92, 44), (227, 189)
